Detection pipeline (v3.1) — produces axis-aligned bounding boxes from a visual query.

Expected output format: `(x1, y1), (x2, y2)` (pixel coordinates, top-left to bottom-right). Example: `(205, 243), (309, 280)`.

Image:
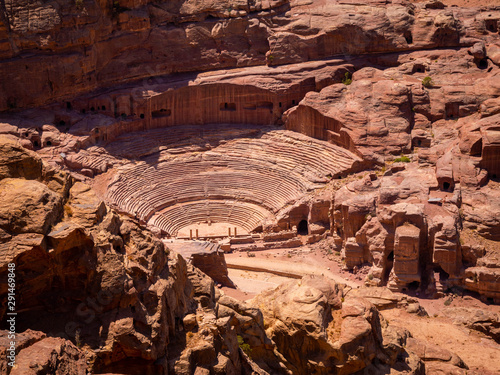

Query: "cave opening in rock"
(408, 281), (420, 290)
(33, 140), (39, 147)
(297, 220), (308, 235)
(383, 251), (394, 284)
(477, 58), (489, 70)
(445, 103), (460, 119)
(443, 181), (451, 191)
(46, 141), (52, 146)
(404, 31), (413, 44)
(485, 20), (498, 33)
(66, 102), (72, 109)
(470, 138), (482, 156)
(412, 64), (425, 74)
(435, 266), (449, 282)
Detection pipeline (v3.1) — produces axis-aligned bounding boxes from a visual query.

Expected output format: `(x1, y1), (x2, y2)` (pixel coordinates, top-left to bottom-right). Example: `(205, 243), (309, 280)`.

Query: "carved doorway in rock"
(297, 220), (308, 235)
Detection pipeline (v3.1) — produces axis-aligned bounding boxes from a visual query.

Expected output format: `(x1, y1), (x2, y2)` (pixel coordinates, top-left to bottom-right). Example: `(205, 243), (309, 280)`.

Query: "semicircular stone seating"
(104, 127), (361, 236)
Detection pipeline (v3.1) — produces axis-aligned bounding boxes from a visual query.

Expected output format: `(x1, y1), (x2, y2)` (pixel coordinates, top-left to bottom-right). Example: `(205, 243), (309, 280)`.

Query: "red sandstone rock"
(0, 1), (499, 373)
(10, 336), (87, 375)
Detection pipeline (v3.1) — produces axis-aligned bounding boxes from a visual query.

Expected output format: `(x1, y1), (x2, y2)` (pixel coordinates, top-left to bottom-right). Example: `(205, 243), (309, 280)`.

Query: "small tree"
(422, 76), (433, 88)
(342, 72), (352, 85)
(237, 335), (252, 356)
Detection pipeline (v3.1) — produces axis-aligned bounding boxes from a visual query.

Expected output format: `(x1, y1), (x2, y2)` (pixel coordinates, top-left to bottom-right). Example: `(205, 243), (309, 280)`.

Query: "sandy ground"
(221, 268), (292, 300)
(221, 244), (363, 299)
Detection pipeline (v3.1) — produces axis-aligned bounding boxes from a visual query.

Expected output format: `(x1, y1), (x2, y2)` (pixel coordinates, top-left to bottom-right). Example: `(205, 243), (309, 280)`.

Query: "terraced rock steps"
(104, 126), (362, 236)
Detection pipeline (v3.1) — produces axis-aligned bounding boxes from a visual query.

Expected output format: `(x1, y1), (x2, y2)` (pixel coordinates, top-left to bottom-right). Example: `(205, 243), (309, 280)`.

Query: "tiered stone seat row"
(149, 200), (271, 235)
(108, 166), (306, 221)
(105, 124), (261, 159)
(104, 126), (361, 236)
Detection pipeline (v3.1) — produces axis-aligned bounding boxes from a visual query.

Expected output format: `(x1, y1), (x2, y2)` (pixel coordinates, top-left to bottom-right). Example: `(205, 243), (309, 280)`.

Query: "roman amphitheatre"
(0, 0), (499, 374)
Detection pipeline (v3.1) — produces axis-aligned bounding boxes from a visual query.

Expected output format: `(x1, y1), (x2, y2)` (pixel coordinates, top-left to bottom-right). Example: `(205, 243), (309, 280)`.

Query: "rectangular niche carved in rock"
(220, 103), (236, 111)
(152, 109), (171, 118)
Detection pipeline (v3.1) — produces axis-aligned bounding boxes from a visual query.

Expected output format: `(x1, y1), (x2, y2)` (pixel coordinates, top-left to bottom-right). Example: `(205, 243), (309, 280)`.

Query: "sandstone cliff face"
(1, 0), (499, 111)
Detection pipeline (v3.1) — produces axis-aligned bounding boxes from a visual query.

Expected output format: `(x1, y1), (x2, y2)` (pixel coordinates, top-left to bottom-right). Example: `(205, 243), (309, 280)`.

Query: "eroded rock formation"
(0, 0), (499, 373)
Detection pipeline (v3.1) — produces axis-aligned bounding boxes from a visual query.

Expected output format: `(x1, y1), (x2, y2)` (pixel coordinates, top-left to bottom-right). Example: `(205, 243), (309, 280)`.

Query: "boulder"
(0, 135), (43, 180)
(0, 178), (63, 235)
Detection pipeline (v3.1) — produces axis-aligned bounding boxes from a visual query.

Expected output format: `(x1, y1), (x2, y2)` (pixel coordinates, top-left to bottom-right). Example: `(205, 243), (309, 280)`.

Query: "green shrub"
(444, 298), (452, 306)
(75, 0), (83, 9)
(237, 335), (252, 356)
(342, 72), (352, 85)
(394, 155), (411, 163)
(422, 76), (433, 88)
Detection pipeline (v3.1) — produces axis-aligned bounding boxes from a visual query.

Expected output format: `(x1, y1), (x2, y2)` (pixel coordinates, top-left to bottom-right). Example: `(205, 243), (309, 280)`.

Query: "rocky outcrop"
(0, 0), (499, 372)
(285, 50), (500, 161)
(406, 337), (468, 375)
(164, 241), (235, 288)
(0, 330), (87, 375)
(332, 165), (463, 294)
(0, 132), (482, 374)
(0, 135), (43, 180)
(439, 307), (500, 343)
(251, 275), (422, 374)
(464, 267), (500, 304)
